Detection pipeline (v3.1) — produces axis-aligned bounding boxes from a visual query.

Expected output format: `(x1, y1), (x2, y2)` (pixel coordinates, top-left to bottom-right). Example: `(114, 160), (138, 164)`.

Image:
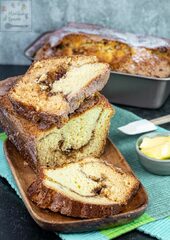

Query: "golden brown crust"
(1, 91), (105, 136)
(0, 93), (109, 171)
(27, 180), (123, 218)
(34, 23), (170, 78)
(27, 166), (140, 219)
(8, 56), (110, 129)
(1, 76), (103, 133)
(9, 97), (69, 130)
(0, 98), (38, 170)
(0, 76), (113, 171)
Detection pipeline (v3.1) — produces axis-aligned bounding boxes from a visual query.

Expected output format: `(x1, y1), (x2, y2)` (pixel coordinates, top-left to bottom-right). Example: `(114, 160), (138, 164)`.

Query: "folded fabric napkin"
(0, 106), (170, 240)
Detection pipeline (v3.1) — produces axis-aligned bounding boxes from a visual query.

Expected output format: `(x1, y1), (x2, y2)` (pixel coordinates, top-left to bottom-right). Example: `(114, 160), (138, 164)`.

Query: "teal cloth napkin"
(0, 106), (170, 240)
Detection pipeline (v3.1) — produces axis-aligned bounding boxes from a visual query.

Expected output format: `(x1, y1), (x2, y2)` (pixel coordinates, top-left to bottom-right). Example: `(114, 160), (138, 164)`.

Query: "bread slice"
(28, 157), (140, 218)
(8, 56), (110, 129)
(0, 79), (114, 170)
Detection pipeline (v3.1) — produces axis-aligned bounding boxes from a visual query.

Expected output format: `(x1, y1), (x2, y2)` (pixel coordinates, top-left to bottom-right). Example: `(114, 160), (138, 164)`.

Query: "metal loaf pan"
(102, 72), (170, 109)
(25, 31), (53, 61)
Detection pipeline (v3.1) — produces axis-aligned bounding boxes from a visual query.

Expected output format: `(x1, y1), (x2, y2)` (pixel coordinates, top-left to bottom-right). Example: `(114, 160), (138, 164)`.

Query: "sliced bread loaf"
(8, 56), (110, 129)
(0, 78), (114, 170)
(28, 157), (140, 218)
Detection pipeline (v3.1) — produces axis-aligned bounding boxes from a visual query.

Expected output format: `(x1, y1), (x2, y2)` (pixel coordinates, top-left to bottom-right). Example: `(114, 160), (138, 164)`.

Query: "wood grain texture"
(4, 139), (148, 233)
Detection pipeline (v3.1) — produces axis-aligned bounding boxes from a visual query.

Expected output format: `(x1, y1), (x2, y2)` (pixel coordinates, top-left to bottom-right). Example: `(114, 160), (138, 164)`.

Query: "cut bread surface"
(0, 86), (114, 170)
(37, 94), (113, 167)
(9, 56), (110, 128)
(28, 157), (140, 218)
(0, 77), (140, 219)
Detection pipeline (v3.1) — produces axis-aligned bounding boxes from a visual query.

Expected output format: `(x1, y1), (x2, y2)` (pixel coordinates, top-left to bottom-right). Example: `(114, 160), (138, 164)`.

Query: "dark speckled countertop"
(0, 65), (169, 240)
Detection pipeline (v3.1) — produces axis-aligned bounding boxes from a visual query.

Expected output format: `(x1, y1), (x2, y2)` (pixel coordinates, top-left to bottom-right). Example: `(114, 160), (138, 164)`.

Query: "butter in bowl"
(136, 132), (170, 175)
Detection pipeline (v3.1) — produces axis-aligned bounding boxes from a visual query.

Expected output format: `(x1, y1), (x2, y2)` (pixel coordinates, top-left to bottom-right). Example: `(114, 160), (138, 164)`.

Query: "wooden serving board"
(4, 139), (148, 233)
